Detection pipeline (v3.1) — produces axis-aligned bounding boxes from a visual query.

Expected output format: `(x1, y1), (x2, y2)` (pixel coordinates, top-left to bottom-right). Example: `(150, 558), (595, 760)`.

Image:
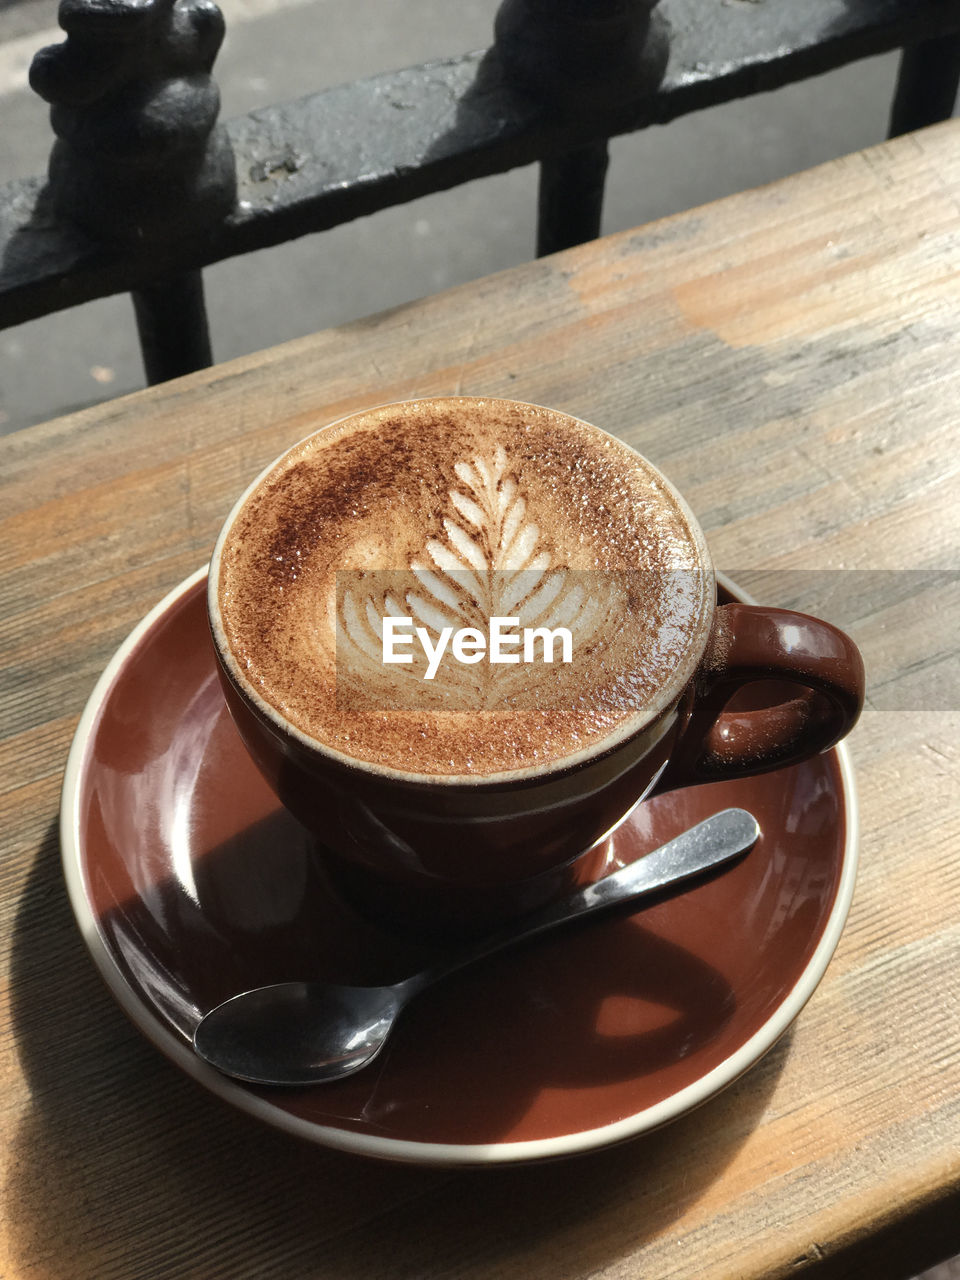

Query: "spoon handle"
(403, 808), (760, 998)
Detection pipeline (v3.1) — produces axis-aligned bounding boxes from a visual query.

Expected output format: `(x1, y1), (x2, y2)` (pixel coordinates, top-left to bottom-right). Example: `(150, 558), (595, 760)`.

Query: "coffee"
(212, 398), (712, 777)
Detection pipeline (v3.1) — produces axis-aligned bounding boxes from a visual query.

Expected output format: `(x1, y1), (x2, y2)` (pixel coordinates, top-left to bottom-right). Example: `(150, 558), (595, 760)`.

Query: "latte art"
(336, 568), (625, 706)
(335, 442), (629, 708)
(420, 444), (547, 577)
(213, 399), (713, 777)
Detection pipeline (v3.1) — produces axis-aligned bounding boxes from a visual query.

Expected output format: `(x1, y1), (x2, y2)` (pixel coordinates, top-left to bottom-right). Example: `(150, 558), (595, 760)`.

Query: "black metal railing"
(1, 0), (959, 387)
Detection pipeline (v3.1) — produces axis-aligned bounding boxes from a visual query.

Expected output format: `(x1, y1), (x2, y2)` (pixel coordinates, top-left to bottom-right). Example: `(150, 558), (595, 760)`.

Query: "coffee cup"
(208, 397), (863, 934)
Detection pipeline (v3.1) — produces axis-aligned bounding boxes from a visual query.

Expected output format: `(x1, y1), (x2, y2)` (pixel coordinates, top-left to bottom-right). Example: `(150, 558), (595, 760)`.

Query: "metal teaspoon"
(193, 808), (760, 1087)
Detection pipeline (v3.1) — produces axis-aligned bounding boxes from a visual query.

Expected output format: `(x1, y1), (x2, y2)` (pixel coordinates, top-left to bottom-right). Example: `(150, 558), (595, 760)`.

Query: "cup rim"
(207, 396), (716, 787)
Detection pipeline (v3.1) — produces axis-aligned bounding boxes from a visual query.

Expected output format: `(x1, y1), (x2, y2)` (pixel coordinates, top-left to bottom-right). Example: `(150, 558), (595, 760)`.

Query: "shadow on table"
(6, 817), (788, 1279)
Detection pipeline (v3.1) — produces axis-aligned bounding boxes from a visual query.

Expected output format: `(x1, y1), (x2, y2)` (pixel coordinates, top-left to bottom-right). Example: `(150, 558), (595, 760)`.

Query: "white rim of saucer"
(61, 567), (859, 1168)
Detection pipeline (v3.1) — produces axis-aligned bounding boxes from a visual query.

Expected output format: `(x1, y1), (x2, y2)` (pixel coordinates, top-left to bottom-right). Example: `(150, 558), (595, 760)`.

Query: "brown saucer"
(60, 569), (857, 1166)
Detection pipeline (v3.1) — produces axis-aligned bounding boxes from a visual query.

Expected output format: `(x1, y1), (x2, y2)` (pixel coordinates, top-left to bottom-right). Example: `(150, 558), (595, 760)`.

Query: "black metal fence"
(1, 0), (958, 389)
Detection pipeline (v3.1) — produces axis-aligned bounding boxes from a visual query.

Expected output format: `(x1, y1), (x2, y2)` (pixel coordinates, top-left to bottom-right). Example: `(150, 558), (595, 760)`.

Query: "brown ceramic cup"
(208, 399), (864, 935)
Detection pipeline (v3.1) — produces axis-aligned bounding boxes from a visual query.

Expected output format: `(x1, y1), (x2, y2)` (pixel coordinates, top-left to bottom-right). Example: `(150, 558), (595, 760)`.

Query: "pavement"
(0, 0), (930, 435)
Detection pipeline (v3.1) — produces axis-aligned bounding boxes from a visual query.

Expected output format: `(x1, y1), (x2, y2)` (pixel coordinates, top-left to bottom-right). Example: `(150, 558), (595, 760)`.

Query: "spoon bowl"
(205, 983), (403, 1086)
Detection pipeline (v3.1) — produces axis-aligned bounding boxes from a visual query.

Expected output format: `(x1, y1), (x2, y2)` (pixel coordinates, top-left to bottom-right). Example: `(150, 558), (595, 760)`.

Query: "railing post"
(494, 0), (668, 256)
(889, 35), (960, 137)
(132, 272), (215, 385)
(536, 143), (610, 258)
(29, 0), (236, 385)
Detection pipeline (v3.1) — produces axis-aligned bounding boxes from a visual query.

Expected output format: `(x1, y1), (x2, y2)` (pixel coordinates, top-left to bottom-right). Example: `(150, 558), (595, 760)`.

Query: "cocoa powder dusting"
(216, 398), (712, 777)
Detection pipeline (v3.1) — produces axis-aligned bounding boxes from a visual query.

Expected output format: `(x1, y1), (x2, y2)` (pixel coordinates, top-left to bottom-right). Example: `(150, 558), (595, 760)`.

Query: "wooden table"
(3, 120), (959, 1280)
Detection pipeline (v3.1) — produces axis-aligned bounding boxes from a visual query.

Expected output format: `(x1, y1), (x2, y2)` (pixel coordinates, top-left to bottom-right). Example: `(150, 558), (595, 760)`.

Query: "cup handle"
(653, 603), (865, 791)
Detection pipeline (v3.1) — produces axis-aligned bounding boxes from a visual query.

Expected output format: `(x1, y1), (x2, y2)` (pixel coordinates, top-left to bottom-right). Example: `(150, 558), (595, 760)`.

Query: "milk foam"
(214, 398), (712, 777)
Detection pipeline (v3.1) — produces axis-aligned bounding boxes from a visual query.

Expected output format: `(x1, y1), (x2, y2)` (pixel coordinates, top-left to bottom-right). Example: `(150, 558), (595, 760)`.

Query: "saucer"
(61, 568), (857, 1166)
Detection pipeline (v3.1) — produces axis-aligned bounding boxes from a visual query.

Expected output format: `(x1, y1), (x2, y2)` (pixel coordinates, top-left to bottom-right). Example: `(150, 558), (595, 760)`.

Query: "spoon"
(193, 808), (760, 1087)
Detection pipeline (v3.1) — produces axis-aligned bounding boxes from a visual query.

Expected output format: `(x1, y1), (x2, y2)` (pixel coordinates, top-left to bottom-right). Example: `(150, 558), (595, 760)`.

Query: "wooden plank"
(1, 120), (959, 1280)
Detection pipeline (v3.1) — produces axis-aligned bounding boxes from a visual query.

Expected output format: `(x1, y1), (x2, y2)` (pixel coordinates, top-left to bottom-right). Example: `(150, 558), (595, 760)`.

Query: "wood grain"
(2, 120), (959, 1280)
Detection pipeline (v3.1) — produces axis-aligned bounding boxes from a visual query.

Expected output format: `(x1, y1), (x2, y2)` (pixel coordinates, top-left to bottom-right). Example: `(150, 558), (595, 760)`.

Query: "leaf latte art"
(214, 399), (713, 777)
(336, 445), (624, 707)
